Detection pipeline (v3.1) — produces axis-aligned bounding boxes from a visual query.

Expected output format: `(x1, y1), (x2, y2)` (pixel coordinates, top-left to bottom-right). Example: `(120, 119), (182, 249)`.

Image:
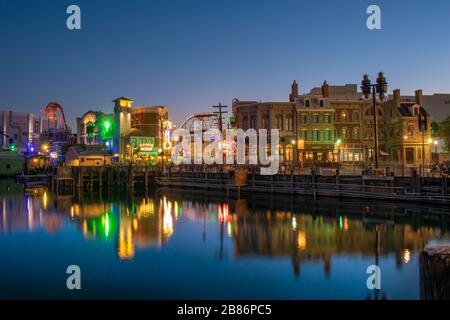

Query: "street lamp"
(336, 139), (342, 163)
(361, 72), (388, 169)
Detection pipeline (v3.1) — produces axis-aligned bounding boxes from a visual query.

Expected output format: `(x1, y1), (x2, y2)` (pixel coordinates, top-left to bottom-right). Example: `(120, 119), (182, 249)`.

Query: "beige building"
(65, 145), (112, 166)
(383, 89), (432, 166)
(233, 80), (433, 167)
(232, 99), (297, 163)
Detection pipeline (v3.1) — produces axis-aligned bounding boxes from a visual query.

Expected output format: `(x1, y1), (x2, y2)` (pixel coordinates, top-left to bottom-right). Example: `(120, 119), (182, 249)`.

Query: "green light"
(105, 213), (110, 237)
(9, 144), (16, 152)
(338, 216), (343, 230)
(100, 118), (114, 140)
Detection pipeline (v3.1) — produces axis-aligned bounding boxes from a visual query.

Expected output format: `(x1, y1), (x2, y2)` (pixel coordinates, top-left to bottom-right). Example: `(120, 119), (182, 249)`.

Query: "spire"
(289, 80), (299, 102)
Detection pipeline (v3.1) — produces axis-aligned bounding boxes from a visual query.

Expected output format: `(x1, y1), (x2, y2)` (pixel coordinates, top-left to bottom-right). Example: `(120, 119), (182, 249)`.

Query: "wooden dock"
(47, 165), (450, 204)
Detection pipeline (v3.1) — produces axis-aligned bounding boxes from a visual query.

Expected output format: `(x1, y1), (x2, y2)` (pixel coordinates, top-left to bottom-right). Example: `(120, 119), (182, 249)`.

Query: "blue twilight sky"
(1, 0), (449, 128)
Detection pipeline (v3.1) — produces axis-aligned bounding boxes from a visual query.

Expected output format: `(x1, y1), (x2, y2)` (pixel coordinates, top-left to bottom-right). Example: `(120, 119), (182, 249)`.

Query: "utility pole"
(418, 107), (428, 177)
(212, 103), (228, 133)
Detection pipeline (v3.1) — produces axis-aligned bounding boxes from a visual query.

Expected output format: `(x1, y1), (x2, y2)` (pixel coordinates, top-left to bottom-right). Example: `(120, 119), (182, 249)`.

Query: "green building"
(0, 151), (24, 177)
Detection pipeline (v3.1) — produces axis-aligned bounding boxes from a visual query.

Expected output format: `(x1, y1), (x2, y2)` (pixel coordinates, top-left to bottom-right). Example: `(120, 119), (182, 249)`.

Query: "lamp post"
(361, 73), (388, 169)
(336, 139), (342, 163)
(428, 138), (433, 166)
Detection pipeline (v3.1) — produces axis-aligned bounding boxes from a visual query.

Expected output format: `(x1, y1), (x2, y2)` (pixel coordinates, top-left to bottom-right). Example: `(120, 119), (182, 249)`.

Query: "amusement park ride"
(178, 112), (220, 133)
(41, 102), (69, 130)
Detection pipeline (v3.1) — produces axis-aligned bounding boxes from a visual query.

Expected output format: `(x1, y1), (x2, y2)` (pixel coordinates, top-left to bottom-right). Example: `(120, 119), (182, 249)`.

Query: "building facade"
(233, 80), (433, 167)
(383, 89), (432, 165)
(292, 82), (336, 163)
(76, 111), (114, 149)
(0, 111), (58, 154)
(232, 100), (297, 163)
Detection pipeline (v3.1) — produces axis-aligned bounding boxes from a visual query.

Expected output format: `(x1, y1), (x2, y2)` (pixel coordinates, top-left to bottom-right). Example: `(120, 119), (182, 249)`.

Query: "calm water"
(0, 179), (449, 300)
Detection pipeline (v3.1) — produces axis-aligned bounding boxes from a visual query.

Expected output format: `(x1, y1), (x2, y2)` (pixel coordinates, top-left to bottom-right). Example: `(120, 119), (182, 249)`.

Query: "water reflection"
(0, 179), (449, 299)
(1, 183), (448, 267)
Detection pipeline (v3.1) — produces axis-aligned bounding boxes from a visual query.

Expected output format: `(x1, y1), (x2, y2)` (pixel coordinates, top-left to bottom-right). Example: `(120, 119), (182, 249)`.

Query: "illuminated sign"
(139, 143), (154, 152)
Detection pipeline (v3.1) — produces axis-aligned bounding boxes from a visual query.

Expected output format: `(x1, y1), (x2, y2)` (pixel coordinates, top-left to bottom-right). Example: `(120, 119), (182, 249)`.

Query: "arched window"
(285, 144), (294, 162)
(352, 111), (360, 122)
(340, 111), (348, 121)
(352, 127), (360, 139)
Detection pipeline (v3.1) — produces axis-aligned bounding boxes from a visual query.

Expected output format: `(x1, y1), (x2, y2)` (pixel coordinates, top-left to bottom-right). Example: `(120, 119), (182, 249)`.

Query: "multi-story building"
(110, 98), (171, 162)
(131, 106), (169, 152)
(232, 99), (297, 162)
(291, 81), (336, 162)
(0, 111), (58, 154)
(233, 80), (433, 167)
(76, 111), (114, 149)
(383, 89), (432, 166)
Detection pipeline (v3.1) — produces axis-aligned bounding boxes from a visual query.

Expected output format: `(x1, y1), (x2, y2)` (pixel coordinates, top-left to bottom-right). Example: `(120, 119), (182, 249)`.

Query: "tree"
(438, 116), (450, 152)
(431, 121), (440, 137)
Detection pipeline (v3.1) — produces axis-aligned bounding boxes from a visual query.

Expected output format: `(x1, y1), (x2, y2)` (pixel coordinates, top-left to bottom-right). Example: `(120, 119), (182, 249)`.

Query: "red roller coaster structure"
(42, 102), (69, 130)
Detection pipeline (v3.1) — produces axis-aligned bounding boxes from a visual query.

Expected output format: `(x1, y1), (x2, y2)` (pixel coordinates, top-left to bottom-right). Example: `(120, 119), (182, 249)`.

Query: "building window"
(342, 127), (349, 139)
(312, 129), (320, 142)
(324, 129), (332, 141)
(300, 129), (308, 141)
(304, 99), (310, 108)
(352, 127), (360, 139)
(275, 115), (283, 130)
(319, 99), (324, 108)
(261, 116), (269, 129)
(34, 120), (40, 134)
(285, 116), (293, 131)
(243, 117), (248, 130)
(250, 116), (256, 129)
(285, 144), (294, 162)
(340, 111), (348, 121)
(301, 114), (308, 124)
(313, 114), (320, 124)
(324, 114), (332, 124)
(352, 111), (359, 122)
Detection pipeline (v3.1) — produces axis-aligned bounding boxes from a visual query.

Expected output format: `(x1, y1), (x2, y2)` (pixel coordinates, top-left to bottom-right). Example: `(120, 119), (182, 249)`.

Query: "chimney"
(415, 89), (423, 105)
(322, 80), (329, 98)
(393, 89), (401, 107)
(289, 80), (299, 102)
